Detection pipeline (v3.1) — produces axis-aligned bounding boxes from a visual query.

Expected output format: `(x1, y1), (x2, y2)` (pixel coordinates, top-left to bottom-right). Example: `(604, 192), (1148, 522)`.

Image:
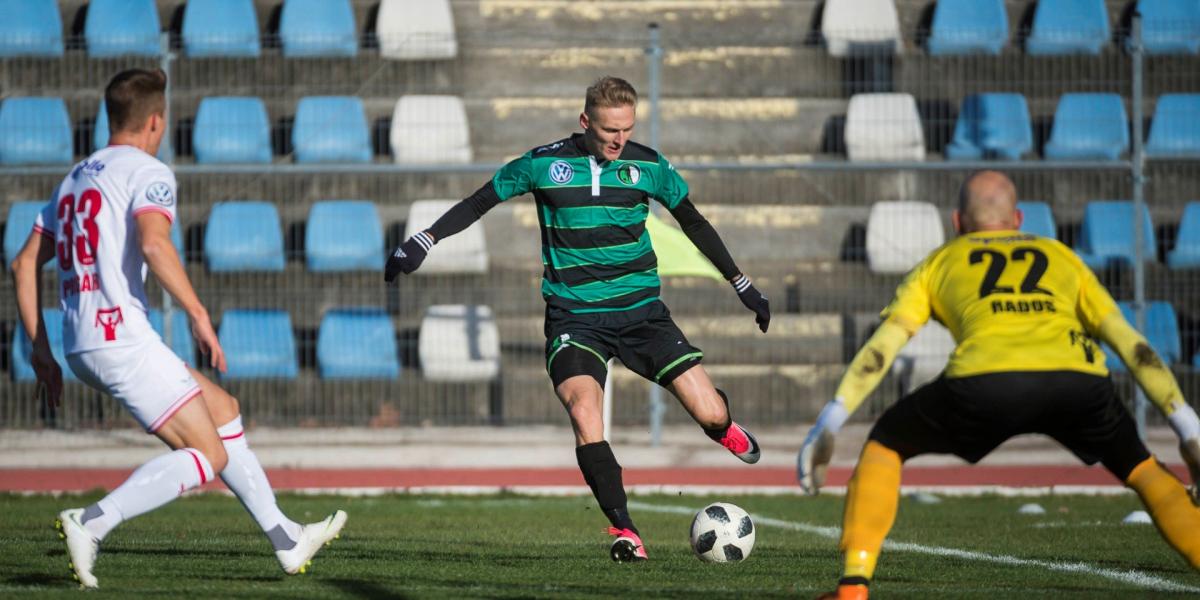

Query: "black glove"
(384, 231), (434, 282)
(732, 274), (770, 333)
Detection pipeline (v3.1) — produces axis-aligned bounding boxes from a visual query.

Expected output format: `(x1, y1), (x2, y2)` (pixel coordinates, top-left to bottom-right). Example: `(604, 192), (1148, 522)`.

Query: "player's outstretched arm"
(137, 212), (226, 373)
(385, 183), (503, 282)
(11, 229), (61, 407)
(798, 319), (912, 494)
(667, 198), (770, 332)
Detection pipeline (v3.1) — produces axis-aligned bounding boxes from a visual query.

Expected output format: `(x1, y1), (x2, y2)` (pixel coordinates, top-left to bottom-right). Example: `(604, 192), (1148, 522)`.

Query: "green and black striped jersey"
(492, 134), (689, 314)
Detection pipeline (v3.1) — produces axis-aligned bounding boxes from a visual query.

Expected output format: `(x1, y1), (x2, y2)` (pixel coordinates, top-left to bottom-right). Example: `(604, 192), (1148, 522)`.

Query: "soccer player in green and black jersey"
(385, 76), (770, 562)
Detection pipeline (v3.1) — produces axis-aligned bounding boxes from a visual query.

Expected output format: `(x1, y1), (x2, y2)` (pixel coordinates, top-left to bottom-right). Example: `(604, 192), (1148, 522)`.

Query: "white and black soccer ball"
(689, 502), (755, 562)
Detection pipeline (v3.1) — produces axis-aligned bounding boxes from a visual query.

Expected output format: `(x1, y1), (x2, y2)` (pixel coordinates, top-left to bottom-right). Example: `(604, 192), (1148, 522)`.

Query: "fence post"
(159, 31), (178, 354)
(646, 23), (662, 152)
(1130, 13), (1148, 440)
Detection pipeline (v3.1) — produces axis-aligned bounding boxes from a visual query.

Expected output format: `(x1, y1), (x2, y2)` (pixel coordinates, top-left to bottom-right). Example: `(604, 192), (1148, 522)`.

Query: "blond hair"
(584, 76), (638, 117)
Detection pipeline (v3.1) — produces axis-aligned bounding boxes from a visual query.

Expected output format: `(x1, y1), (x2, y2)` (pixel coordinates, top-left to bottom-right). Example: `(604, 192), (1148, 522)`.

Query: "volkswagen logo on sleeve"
(548, 160), (574, 184)
(146, 181), (175, 207)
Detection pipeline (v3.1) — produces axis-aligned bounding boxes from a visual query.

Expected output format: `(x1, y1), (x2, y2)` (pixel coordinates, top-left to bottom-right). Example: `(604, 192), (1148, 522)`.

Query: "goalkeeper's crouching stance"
(798, 170), (1200, 600)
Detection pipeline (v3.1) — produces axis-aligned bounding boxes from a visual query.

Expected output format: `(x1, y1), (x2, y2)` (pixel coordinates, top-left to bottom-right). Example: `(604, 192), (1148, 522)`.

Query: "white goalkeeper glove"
(1168, 403), (1200, 503)
(797, 398), (849, 495)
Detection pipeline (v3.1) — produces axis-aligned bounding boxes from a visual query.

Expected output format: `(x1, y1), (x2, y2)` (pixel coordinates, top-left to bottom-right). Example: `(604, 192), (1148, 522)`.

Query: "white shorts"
(67, 338), (202, 433)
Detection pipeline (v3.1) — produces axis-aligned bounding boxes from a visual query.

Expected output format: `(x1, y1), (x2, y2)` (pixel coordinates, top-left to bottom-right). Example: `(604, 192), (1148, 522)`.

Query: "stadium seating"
(843, 93), (925, 161)
(305, 201), (385, 272)
(204, 202), (286, 272)
(192, 97), (272, 164)
(1137, 0), (1200, 55)
(1166, 201), (1200, 269)
(377, 0), (458, 60)
(279, 0), (357, 58)
(419, 304), (500, 381)
(820, 0), (902, 57)
(85, 0), (161, 57)
(1146, 94), (1200, 158)
(865, 201), (945, 274)
(218, 310), (298, 379)
(1017, 201), (1057, 239)
(1104, 301), (1181, 371)
(0, 0), (62, 57)
(945, 93), (1033, 161)
(1025, 0), (1110, 55)
(181, 0), (261, 58)
(390, 96), (472, 164)
(1074, 201), (1157, 269)
(926, 0), (1008, 56)
(317, 309), (400, 379)
(148, 309), (196, 367)
(292, 96), (372, 164)
(403, 200), (488, 274)
(0, 98), (73, 165)
(893, 321), (955, 393)
(1043, 93), (1129, 161)
(12, 308), (77, 382)
(4, 201), (44, 267)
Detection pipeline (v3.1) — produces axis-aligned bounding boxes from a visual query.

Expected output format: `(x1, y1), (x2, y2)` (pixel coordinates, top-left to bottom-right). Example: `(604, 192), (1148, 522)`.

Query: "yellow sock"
(1127, 457), (1200, 570)
(840, 441), (903, 581)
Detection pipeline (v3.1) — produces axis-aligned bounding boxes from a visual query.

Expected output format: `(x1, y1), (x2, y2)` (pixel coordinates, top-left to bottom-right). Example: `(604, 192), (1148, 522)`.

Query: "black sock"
(702, 388), (733, 442)
(839, 576), (870, 587)
(576, 441), (637, 534)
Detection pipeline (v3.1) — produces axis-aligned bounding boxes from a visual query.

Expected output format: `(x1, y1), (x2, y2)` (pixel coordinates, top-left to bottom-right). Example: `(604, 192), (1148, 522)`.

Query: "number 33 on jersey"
(880, 230), (1122, 378)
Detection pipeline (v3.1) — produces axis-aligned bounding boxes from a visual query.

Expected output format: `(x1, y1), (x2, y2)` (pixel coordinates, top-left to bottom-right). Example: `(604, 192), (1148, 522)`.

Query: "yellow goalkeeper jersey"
(882, 230), (1120, 378)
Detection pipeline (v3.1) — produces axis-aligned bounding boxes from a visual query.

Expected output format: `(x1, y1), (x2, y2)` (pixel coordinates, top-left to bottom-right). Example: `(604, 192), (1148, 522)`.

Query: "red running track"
(0, 465), (1188, 492)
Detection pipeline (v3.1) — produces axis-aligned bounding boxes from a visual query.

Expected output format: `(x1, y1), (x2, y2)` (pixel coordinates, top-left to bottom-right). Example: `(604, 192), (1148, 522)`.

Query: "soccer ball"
(689, 502), (755, 562)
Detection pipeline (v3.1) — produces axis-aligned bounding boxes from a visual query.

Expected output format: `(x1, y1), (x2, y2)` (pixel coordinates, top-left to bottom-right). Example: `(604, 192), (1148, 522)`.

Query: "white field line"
(628, 501), (1200, 595)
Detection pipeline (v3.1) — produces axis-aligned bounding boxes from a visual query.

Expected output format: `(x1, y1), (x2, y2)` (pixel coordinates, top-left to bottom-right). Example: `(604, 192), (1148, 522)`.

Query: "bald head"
(955, 170), (1020, 233)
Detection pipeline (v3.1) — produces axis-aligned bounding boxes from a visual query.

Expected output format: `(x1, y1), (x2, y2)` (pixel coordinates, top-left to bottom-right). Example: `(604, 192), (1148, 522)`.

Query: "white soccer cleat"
(55, 508), (99, 589)
(276, 510), (347, 575)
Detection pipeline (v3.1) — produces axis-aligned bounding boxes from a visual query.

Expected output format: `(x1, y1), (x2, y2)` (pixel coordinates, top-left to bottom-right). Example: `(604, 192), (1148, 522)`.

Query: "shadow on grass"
(324, 578), (411, 599)
(6, 572), (72, 587)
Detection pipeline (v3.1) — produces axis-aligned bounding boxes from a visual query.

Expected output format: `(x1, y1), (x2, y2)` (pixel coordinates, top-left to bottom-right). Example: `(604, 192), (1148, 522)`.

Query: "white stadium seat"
(821, 0), (903, 57)
(404, 199), (488, 274)
(892, 320), (955, 393)
(377, 0), (458, 60)
(390, 95), (472, 164)
(419, 304), (500, 382)
(866, 201), (944, 274)
(844, 93), (926, 162)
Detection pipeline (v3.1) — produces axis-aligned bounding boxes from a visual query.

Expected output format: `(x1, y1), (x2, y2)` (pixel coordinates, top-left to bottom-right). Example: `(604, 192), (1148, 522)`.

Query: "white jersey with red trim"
(34, 145), (178, 354)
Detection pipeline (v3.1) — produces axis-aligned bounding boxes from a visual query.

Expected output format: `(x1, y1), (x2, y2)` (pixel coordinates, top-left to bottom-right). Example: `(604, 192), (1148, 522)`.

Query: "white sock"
(217, 416), (302, 550)
(80, 448), (213, 541)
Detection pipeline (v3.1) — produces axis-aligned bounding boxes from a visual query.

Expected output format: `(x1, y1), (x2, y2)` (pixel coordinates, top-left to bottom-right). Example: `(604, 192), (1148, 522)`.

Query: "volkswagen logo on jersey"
(549, 160), (574, 184)
(146, 181), (174, 207)
(617, 164), (640, 186)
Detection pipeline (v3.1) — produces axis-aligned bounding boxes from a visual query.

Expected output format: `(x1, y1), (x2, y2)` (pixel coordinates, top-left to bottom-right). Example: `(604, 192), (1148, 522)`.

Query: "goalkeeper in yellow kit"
(799, 171), (1200, 600)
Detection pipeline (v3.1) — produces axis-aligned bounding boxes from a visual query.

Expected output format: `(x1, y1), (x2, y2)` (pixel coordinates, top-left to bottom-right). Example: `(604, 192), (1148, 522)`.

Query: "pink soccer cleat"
(607, 527), (648, 562)
(719, 422), (761, 464)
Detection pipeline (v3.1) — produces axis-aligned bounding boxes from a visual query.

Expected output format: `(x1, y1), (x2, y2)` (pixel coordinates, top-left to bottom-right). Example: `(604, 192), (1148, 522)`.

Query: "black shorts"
(544, 300), (703, 389)
(869, 371), (1150, 480)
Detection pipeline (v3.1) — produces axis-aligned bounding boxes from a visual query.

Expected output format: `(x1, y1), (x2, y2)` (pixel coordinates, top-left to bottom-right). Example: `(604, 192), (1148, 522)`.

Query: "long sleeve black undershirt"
(425, 181), (502, 242)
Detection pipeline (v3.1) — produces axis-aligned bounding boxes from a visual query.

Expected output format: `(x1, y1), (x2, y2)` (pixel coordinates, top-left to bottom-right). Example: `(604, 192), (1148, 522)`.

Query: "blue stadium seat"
(1146, 94), (1200, 158)
(204, 202), (285, 272)
(12, 308), (77, 382)
(181, 0), (260, 57)
(1044, 93), (1129, 161)
(1074, 201), (1156, 269)
(927, 0), (1008, 55)
(1104, 301), (1181, 371)
(192, 97), (272, 164)
(945, 93), (1032, 160)
(305, 201), (384, 272)
(292, 97), (371, 163)
(317, 309), (400, 379)
(1137, 0), (1200, 55)
(149, 309), (196, 367)
(1025, 0), (1109, 55)
(4, 201), (45, 267)
(85, 0), (161, 57)
(218, 310), (298, 379)
(0, 98), (73, 165)
(1167, 202), (1200, 269)
(0, 0), (63, 57)
(1017, 201), (1056, 239)
(279, 0), (358, 58)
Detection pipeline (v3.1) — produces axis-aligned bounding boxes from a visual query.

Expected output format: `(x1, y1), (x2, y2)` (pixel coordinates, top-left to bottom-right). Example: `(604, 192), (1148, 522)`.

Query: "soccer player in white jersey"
(9, 69), (346, 589)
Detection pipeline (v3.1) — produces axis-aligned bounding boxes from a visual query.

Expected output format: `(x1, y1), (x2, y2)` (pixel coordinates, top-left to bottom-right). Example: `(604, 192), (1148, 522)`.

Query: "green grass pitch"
(2, 492), (1198, 598)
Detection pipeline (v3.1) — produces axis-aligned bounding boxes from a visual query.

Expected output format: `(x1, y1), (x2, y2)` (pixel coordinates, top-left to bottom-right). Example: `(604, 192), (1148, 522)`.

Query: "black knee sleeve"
(576, 441), (636, 532)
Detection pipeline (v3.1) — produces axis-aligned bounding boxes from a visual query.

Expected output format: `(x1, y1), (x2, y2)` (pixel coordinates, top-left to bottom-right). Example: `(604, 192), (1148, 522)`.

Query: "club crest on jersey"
(146, 181), (174, 207)
(549, 160), (574, 184)
(617, 163), (640, 186)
